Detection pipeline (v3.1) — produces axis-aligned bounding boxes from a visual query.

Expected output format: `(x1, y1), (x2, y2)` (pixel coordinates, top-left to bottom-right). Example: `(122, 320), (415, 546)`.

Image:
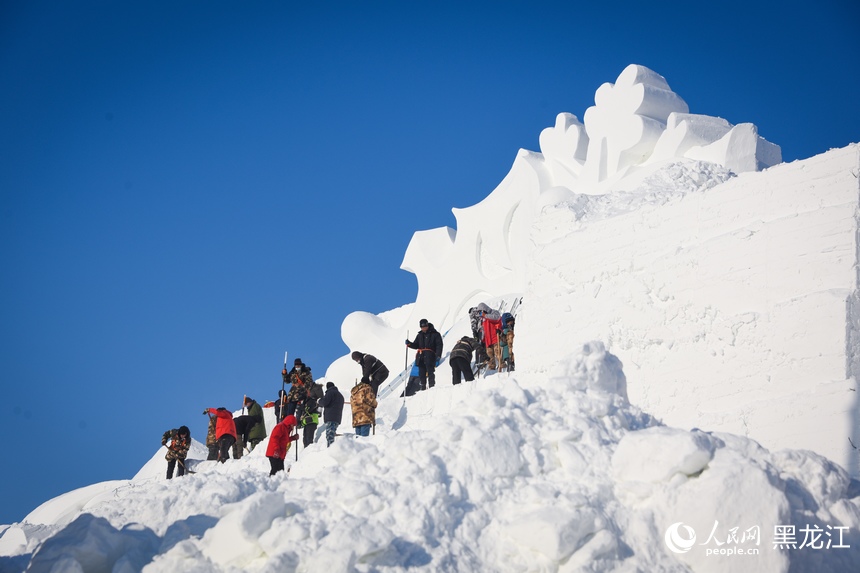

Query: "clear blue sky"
(1, 0), (857, 524)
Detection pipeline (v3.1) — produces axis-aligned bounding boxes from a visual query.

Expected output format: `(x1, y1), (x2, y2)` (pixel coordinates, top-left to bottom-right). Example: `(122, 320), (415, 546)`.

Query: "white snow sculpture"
(539, 112), (588, 189)
(685, 122), (782, 172)
(328, 64), (783, 384)
(647, 113), (734, 164)
(402, 149), (545, 323)
(327, 151), (546, 381)
(580, 64), (689, 187)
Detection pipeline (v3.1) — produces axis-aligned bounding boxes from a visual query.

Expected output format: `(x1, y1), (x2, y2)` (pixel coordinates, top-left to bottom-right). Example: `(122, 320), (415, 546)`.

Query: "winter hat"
(351, 351), (363, 361)
(419, 318), (429, 327)
(294, 358), (303, 365)
(244, 396), (253, 405)
(326, 382), (335, 389)
(178, 425), (189, 436)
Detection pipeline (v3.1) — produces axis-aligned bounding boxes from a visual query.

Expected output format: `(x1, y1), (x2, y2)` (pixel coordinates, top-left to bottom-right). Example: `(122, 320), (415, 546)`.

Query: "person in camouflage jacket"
(162, 425), (191, 479)
(350, 379), (377, 437)
(283, 358), (314, 417)
(205, 415), (218, 460)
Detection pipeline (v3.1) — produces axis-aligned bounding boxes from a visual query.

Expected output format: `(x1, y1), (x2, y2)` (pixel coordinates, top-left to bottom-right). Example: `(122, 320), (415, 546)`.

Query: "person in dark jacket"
(468, 305), (486, 340)
(351, 351), (389, 396)
(500, 316), (515, 371)
(162, 426), (191, 479)
(450, 336), (478, 385)
(205, 407), (237, 463)
(405, 318), (444, 390)
(233, 397), (267, 457)
(299, 378), (324, 448)
(318, 381), (345, 447)
(274, 388), (288, 422)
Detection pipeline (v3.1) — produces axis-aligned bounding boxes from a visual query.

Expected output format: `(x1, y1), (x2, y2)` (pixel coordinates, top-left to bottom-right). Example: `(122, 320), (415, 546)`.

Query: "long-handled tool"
(178, 458), (196, 475)
(280, 351), (288, 422)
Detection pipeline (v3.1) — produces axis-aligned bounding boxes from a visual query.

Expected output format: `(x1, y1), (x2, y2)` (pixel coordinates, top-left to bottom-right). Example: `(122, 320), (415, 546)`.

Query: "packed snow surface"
(5, 343), (860, 572)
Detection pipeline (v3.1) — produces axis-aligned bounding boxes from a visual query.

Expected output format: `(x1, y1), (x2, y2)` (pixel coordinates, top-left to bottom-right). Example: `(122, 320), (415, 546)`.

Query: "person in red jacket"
(482, 315), (503, 371)
(266, 414), (299, 476)
(205, 407), (237, 463)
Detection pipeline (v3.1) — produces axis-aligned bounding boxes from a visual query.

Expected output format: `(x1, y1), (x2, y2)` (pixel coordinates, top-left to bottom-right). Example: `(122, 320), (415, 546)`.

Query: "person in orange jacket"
(266, 414), (299, 476)
(204, 407), (237, 463)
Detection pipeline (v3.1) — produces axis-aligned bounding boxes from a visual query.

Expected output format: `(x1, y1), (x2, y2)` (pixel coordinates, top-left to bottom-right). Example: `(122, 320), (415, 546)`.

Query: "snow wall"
(520, 144), (860, 478)
(328, 64), (860, 477)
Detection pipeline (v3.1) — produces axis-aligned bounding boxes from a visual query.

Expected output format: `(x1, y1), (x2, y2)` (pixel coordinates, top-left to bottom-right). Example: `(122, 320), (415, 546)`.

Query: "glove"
(203, 409), (209, 415)
(405, 339), (410, 345)
(161, 439), (167, 446)
(361, 376), (369, 385)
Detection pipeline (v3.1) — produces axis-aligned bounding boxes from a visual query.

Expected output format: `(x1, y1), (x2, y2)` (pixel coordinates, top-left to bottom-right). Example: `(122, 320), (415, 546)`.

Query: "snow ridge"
(8, 343), (860, 572)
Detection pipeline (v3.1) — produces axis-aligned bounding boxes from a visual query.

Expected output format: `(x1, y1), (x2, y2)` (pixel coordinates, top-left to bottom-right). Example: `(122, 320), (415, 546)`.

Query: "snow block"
(501, 508), (603, 562)
(550, 341), (629, 401)
(26, 514), (159, 573)
(612, 427), (717, 483)
(648, 113), (733, 164)
(454, 422), (523, 479)
(655, 448), (792, 573)
(685, 122), (782, 173)
(771, 449), (853, 510)
(200, 492), (285, 567)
